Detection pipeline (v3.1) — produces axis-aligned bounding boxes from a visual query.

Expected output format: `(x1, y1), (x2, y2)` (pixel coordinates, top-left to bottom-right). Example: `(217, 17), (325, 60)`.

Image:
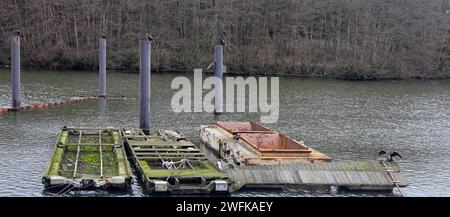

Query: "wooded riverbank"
(1, 0), (450, 80)
(1, 64), (449, 80)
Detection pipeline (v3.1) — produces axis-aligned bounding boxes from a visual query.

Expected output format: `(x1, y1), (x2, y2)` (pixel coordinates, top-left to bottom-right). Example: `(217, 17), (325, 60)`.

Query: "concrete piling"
(214, 40), (224, 114)
(139, 38), (152, 135)
(11, 35), (21, 110)
(99, 38), (107, 97)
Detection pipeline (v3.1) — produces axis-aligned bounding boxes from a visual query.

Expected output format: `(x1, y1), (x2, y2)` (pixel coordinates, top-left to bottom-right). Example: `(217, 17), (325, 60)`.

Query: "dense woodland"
(1, 0), (450, 79)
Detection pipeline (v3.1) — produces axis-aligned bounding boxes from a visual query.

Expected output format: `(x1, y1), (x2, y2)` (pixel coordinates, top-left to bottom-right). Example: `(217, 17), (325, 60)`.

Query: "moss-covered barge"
(123, 129), (231, 194)
(43, 127), (132, 189)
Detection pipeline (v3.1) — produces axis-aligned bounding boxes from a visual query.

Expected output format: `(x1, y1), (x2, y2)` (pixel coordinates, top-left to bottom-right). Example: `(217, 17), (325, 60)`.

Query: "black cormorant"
(378, 150), (403, 162)
(16, 29), (23, 37)
(218, 38), (225, 46)
(147, 34), (154, 41)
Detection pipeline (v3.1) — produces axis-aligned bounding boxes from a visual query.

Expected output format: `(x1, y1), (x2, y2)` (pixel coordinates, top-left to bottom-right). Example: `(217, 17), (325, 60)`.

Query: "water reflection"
(98, 97), (108, 123)
(1, 69), (449, 197)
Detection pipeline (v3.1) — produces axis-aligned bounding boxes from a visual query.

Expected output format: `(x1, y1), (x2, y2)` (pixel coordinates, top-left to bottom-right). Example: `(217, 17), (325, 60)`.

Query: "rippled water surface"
(1, 69), (449, 197)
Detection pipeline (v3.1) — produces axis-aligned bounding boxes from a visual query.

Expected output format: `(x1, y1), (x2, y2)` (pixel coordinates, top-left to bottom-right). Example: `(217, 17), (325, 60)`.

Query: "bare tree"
(0, 0), (449, 79)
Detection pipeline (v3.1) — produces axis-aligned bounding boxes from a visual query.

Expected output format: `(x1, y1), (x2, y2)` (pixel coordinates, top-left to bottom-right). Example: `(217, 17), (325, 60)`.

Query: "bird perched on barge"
(378, 150), (403, 162)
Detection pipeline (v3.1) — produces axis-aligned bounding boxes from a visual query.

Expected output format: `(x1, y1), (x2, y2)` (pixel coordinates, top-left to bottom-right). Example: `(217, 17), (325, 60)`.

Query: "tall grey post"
(99, 38), (107, 97)
(11, 36), (21, 110)
(214, 42), (224, 114)
(139, 39), (151, 134)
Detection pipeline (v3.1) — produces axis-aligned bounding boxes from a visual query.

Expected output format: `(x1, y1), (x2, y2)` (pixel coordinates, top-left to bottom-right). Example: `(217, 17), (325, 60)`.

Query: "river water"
(0, 69), (449, 197)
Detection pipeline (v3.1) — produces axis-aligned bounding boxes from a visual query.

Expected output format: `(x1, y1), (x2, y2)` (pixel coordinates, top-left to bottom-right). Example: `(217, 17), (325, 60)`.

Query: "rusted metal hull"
(200, 121), (331, 166)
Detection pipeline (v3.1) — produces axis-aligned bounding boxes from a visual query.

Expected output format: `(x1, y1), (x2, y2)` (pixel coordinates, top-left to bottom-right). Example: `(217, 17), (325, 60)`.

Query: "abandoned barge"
(123, 129), (231, 194)
(200, 121), (407, 192)
(200, 121), (332, 166)
(42, 127), (132, 190)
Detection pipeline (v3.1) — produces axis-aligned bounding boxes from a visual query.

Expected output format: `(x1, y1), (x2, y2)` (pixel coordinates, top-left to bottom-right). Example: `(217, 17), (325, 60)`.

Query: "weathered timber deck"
(227, 161), (407, 191)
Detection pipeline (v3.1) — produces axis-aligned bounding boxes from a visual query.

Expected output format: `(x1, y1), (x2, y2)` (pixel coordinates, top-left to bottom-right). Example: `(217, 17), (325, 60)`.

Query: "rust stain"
(237, 133), (312, 154)
(215, 121), (273, 134)
(12, 36), (21, 44)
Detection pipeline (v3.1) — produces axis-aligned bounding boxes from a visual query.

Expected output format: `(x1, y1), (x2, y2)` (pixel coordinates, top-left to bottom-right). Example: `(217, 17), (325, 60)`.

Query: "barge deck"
(200, 121), (331, 166)
(42, 127), (132, 190)
(123, 129), (231, 194)
(228, 161), (408, 191)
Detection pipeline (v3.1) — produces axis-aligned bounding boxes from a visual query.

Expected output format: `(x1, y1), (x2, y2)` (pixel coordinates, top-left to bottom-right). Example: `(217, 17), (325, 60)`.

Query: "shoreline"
(1, 65), (449, 81)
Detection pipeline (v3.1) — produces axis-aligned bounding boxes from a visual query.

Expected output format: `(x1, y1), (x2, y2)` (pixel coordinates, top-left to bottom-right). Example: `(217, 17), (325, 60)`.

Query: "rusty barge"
(200, 121), (332, 166)
(200, 121), (407, 192)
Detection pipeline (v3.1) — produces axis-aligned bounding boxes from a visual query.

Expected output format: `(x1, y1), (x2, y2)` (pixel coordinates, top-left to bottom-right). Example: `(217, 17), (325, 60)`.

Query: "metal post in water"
(99, 36), (107, 97)
(214, 39), (224, 114)
(139, 37), (152, 135)
(11, 33), (21, 110)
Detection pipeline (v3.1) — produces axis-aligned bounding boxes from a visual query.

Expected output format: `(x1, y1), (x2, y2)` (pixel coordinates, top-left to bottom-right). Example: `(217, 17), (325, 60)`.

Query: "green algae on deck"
(60, 143), (119, 177)
(124, 129), (231, 194)
(43, 128), (132, 189)
(45, 132), (67, 176)
(47, 146), (64, 175)
(138, 160), (227, 178)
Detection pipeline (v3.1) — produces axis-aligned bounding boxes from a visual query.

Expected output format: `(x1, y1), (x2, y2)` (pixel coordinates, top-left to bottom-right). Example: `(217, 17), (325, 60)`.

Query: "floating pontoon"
(200, 121), (407, 192)
(228, 161), (408, 191)
(43, 128), (132, 190)
(123, 129), (231, 194)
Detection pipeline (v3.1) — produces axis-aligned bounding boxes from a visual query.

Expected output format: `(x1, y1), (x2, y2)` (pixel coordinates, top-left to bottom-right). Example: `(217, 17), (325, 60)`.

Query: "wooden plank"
(66, 127), (120, 131)
(64, 143), (117, 147)
(134, 148), (200, 152)
(73, 131), (82, 178)
(137, 156), (208, 160)
(228, 161), (406, 189)
(124, 135), (160, 139)
(130, 143), (196, 147)
(136, 152), (205, 156)
(99, 131), (103, 178)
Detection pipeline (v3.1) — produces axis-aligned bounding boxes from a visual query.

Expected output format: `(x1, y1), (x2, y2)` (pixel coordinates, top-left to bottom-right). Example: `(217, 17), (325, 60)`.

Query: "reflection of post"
(99, 37), (107, 97)
(98, 97), (107, 123)
(214, 39), (224, 114)
(11, 35), (21, 110)
(139, 38), (152, 135)
(213, 111), (221, 122)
